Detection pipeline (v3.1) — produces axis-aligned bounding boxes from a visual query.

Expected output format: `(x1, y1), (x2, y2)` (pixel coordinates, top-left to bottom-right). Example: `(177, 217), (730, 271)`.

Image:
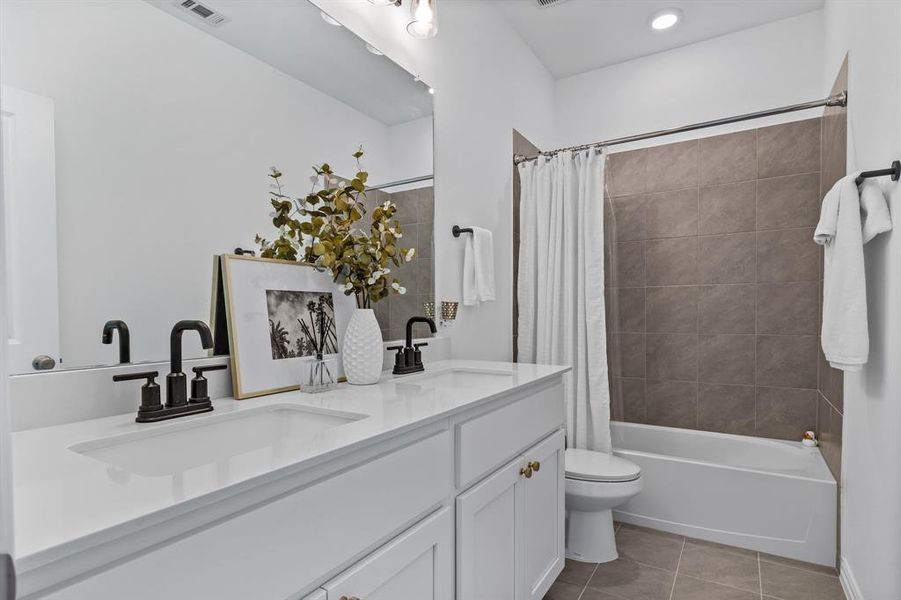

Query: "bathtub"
(611, 422), (837, 567)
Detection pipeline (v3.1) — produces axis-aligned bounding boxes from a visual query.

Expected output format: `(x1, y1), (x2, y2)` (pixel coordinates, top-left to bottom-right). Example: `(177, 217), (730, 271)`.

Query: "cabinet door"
(456, 457), (522, 600)
(517, 430), (565, 600)
(323, 508), (453, 600)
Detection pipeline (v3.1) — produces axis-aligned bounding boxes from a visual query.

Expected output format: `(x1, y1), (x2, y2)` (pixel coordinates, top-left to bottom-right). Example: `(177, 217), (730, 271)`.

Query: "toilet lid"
(565, 448), (641, 483)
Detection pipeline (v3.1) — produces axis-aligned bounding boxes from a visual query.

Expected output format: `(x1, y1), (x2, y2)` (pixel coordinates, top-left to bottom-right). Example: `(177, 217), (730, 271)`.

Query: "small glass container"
(440, 300), (458, 327)
(301, 355), (337, 393)
(423, 301), (435, 320)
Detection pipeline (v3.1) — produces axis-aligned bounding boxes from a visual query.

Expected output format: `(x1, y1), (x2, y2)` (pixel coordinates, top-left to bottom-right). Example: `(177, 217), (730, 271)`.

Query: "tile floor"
(546, 523), (846, 600)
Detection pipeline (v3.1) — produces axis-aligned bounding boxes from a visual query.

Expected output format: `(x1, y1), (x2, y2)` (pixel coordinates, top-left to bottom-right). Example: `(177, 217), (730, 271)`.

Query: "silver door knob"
(32, 355), (56, 370)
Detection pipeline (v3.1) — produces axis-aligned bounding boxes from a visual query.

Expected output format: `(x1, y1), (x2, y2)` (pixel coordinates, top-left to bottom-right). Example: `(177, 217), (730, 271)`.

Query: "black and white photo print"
(266, 290), (337, 359)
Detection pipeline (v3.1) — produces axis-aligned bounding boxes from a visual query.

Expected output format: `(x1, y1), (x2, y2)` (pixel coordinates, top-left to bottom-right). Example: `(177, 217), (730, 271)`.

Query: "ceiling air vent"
(535, 0), (570, 7)
(174, 0), (230, 27)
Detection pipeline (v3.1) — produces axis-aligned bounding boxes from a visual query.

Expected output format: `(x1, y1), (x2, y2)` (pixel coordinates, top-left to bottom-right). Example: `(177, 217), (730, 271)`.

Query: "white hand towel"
(462, 226), (495, 306)
(814, 174), (892, 371)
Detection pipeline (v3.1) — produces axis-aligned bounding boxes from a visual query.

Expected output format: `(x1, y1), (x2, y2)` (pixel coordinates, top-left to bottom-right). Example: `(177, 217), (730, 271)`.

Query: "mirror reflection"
(0, 0), (434, 374)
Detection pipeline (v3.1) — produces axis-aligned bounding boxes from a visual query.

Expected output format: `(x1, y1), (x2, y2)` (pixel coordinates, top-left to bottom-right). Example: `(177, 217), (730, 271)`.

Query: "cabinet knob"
(528, 460), (541, 472)
(339, 596), (360, 600)
(520, 466), (533, 479)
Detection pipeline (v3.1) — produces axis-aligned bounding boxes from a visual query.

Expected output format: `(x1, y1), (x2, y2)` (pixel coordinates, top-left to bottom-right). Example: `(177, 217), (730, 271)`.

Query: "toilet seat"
(565, 448), (641, 483)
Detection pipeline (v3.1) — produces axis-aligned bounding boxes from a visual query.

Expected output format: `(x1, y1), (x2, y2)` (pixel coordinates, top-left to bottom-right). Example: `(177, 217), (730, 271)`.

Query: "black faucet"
(391, 316), (437, 375)
(102, 320), (130, 364)
(168, 320), (214, 406)
(113, 320), (219, 423)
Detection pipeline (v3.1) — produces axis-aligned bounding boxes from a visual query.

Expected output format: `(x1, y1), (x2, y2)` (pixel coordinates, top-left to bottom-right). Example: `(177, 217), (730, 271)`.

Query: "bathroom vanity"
(12, 361), (568, 599)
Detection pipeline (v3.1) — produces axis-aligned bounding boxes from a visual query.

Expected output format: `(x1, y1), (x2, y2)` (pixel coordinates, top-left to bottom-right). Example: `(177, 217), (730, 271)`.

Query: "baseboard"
(840, 557), (864, 600)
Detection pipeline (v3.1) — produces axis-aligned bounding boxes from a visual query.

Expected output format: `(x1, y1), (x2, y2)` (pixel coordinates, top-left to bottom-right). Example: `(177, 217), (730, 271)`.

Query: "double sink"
(69, 367), (514, 477)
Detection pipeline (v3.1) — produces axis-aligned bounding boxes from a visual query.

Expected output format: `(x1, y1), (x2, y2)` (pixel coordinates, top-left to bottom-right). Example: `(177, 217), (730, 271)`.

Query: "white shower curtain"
(517, 150), (611, 452)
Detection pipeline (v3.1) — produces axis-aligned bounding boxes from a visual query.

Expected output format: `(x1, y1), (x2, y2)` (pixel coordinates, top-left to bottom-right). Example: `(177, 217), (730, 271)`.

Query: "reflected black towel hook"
(452, 225), (473, 238)
(856, 160), (900, 186)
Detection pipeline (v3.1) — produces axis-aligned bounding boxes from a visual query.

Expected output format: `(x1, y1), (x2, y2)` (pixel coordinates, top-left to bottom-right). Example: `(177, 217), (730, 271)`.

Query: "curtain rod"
(368, 174), (434, 190)
(513, 91), (848, 165)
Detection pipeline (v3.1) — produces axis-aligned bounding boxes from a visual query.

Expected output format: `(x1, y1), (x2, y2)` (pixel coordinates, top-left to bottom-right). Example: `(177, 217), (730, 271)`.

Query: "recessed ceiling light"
(650, 8), (682, 31)
(320, 11), (342, 27)
(365, 42), (384, 56)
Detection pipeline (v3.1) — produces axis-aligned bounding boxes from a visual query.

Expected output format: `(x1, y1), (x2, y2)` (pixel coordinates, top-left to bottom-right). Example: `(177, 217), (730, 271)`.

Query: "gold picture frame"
(220, 254), (354, 399)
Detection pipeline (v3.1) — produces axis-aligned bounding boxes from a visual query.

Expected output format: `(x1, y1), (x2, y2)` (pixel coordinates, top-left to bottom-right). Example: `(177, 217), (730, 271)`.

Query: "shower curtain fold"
(517, 150), (611, 452)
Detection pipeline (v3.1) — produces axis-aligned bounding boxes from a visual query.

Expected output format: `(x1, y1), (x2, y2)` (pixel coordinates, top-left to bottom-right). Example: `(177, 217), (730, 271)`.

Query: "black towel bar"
(856, 160), (900, 185)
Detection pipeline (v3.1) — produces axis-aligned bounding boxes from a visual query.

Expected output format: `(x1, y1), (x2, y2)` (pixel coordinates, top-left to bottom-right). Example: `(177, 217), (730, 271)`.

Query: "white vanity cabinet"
(38, 431), (452, 600)
(456, 430), (565, 600)
(318, 507), (453, 600)
(22, 366), (569, 600)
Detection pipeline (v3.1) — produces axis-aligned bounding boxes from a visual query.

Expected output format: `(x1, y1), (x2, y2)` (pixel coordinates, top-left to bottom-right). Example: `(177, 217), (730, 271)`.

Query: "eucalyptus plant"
(256, 149), (415, 309)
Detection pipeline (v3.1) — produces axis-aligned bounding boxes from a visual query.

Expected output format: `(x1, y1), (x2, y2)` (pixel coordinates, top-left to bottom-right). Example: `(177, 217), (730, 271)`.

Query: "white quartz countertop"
(12, 360), (569, 569)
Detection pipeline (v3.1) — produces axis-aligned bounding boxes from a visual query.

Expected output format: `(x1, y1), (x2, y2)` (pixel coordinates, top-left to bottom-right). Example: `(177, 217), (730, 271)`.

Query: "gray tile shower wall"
(369, 186), (435, 342)
(606, 116), (833, 443)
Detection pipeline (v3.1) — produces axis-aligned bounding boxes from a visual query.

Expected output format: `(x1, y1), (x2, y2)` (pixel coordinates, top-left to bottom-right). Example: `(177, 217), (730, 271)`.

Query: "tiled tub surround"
(368, 185), (435, 341)
(606, 118), (832, 442)
(816, 57), (847, 483)
(545, 524), (846, 600)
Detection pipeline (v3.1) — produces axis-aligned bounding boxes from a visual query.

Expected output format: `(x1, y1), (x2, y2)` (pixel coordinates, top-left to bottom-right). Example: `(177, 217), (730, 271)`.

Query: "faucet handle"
(190, 364), (227, 403)
(113, 371), (162, 414)
(191, 364), (227, 375)
(387, 345), (405, 370)
(413, 342), (429, 367)
(113, 370), (159, 383)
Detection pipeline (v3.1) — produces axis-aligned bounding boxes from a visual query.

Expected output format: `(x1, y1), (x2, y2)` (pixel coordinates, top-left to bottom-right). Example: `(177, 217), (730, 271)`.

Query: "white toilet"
(565, 448), (643, 563)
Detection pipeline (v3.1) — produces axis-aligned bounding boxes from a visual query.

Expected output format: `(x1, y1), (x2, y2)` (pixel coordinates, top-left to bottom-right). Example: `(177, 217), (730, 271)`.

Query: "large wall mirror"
(0, 0), (434, 374)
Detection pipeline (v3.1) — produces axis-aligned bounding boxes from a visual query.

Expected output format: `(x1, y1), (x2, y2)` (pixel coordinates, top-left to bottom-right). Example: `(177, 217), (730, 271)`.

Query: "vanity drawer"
(43, 431), (452, 600)
(455, 381), (564, 489)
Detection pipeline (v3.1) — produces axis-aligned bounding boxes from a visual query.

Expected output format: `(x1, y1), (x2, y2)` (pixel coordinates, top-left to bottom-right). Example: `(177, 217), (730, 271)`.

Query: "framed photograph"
(221, 254), (356, 399)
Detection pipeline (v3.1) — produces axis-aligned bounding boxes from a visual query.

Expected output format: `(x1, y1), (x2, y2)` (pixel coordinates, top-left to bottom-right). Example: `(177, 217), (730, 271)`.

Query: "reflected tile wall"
(369, 186), (435, 342)
(607, 115), (835, 444)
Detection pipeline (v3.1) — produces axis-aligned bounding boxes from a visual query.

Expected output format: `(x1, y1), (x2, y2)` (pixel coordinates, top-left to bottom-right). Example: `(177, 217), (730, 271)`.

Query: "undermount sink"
(398, 368), (514, 389)
(69, 404), (366, 477)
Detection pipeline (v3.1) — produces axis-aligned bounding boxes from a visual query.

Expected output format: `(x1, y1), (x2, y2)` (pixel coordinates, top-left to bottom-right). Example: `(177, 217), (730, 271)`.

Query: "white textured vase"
(342, 309), (384, 385)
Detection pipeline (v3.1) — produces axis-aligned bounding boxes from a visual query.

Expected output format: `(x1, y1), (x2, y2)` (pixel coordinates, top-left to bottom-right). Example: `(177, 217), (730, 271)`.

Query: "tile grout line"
(577, 522), (622, 600)
(668, 538), (686, 600)
(758, 552), (764, 600)
(754, 133), (761, 436)
(695, 158), (701, 430)
(576, 561), (603, 600)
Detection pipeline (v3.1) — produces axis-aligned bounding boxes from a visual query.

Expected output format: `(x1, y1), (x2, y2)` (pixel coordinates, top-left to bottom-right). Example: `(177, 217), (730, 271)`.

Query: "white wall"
(0, 0), (399, 368)
(375, 116), (434, 193)
(0, 116), (14, 591)
(555, 12), (826, 152)
(821, 2), (901, 598)
(311, 0), (557, 362)
(387, 116), (434, 185)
